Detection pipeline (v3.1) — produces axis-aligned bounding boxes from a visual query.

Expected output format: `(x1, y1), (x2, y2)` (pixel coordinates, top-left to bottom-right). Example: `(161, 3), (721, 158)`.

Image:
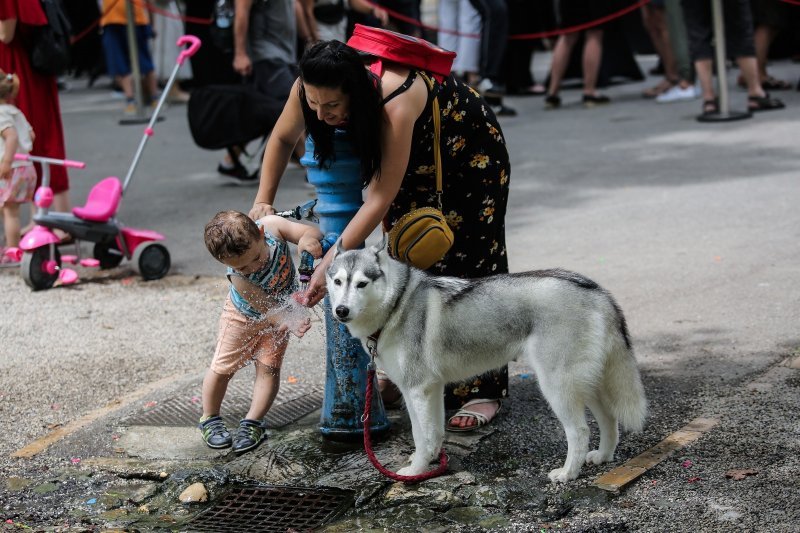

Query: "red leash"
(362, 358), (448, 483)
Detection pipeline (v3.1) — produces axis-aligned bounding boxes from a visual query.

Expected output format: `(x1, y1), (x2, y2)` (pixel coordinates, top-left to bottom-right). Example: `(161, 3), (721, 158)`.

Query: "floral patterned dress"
(383, 71), (510, 410)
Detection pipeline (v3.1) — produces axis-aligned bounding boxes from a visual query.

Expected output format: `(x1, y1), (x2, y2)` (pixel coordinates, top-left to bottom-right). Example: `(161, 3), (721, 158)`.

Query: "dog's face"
(326, 238), (389, 325)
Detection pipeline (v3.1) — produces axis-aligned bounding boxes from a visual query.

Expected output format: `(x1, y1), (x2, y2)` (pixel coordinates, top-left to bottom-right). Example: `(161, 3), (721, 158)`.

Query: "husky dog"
(326, 239), (647, 482)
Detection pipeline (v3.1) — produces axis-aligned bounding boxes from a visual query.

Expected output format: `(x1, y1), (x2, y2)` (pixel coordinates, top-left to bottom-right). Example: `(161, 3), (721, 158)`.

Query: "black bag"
(209, 0), (235, 55)
(314, 0), (346, 25)
(187, 84), (284, 150)
(30, 0), (72, 77)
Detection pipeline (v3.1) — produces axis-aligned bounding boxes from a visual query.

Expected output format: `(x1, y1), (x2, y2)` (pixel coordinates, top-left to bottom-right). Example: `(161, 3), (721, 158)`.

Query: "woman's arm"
(0, 19), (17, 44)
(250, 79), (306, 220)
(349, 0), (389, 26)
(233, 0), (253, 76)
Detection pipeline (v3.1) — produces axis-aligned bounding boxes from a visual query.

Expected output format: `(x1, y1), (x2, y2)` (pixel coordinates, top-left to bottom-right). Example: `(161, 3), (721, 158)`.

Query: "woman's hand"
(249, 202), (275, 220)
(294, 247), (334, 307)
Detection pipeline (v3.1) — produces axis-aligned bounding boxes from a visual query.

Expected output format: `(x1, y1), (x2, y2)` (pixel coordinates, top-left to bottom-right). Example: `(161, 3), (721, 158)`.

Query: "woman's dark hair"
(298, 40), (382, 185)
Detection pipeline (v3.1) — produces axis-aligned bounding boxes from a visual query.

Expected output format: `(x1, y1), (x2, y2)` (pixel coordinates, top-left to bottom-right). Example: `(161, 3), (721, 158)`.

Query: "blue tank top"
(227, 231), (298, 319)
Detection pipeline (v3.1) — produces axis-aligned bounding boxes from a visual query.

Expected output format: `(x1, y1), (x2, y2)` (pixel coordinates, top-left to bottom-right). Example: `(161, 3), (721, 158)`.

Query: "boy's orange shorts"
(210, 296), (289, 375)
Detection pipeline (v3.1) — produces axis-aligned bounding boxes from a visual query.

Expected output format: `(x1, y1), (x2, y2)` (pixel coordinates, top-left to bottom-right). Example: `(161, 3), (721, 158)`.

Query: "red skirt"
(0, 23), (69, 192)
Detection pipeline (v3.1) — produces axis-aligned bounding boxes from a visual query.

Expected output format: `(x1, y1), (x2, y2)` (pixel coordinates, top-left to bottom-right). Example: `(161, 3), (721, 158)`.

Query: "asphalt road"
(1, 55), (798, 530)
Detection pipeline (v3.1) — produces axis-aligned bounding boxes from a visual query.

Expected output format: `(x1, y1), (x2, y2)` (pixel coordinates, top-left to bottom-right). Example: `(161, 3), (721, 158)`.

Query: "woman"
(0, 0), (71, 227)
(249, 40), (510, 431)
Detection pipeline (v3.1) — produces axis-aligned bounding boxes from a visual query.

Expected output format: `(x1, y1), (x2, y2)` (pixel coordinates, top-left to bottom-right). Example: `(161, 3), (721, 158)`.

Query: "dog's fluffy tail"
(603, 344), (648, 433)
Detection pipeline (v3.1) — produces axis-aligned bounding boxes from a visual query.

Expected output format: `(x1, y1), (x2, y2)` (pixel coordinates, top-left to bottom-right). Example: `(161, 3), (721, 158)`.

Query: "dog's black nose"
(335, 305), (349, 319)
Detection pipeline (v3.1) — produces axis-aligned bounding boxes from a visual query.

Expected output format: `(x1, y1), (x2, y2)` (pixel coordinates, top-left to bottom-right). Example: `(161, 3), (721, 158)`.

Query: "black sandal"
(544, 93), (561, 109)
(748, 94), (785, 112)
(702, 98), (719, 116)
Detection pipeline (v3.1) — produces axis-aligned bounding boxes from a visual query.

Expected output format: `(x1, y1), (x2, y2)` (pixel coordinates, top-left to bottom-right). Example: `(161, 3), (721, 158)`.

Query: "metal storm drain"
(184, 485), (352, 532)
(121, 382), (323, 429)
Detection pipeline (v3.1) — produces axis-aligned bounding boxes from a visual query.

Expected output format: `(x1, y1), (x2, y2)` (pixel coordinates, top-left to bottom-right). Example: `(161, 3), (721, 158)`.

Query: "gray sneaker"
(198, 415), (232, 449)
(232, 419), (267, 455)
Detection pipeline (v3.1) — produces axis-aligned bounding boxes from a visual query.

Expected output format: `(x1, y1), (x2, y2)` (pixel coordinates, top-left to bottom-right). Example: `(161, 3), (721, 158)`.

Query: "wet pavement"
(2, 55), (800, 531)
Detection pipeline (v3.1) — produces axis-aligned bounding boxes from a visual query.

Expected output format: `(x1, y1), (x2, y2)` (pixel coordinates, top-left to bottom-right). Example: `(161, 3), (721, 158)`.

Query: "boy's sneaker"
(198, 415), (232, 449)
(232, 419), (267, 455)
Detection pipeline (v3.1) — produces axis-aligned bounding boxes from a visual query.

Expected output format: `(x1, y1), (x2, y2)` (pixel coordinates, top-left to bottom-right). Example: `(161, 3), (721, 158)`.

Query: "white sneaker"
(656, 84), (698, 103)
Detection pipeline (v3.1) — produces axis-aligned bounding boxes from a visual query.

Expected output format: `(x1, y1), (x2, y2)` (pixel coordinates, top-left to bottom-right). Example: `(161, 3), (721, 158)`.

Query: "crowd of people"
(1, 0), (798, 448)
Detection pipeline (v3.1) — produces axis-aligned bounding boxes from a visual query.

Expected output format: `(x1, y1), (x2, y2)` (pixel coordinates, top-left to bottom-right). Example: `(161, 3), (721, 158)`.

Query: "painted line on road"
(10, 373), (187, 459)
(594, 417), (719, 492)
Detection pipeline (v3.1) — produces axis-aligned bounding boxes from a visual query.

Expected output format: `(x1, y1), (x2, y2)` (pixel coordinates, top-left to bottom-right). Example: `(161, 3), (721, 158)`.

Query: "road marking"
(594, 417), (719, 492)
(11, 373), (187, 459)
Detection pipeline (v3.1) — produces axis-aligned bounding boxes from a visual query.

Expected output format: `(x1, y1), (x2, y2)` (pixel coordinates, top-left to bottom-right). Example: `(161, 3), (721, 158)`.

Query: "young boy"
(201, 210), (323, 454)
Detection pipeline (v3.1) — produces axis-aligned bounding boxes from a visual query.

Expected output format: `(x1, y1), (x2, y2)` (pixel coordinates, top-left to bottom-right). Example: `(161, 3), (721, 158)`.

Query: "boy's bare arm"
(259, 215), (324, 257)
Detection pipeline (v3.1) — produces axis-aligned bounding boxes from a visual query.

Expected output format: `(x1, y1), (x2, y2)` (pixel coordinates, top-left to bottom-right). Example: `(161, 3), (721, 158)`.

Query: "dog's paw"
(548, 467), (576, 483)
(397, 465), (425, 477)
(585, 450), (613, 465)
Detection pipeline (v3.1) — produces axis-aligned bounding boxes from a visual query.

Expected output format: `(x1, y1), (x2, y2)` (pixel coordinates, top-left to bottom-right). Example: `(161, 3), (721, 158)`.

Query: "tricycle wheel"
(93, 241), (124, 269)
(132, 242), (170, 281)
(21, 247), (61, 290)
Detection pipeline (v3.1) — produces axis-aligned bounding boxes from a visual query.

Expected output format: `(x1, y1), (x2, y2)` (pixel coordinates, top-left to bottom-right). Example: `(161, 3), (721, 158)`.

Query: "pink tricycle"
(5, 35), (202, 290)
(11, 154), (170, 290)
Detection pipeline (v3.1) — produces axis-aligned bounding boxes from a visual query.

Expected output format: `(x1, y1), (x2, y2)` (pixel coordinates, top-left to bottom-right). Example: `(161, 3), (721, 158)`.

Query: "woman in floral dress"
(250, 40), (510, 431)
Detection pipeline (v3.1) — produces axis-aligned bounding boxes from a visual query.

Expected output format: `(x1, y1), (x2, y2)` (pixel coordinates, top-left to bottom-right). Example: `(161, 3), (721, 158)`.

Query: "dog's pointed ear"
(370, 233), (388, 255)
(333, 237), (346, 259)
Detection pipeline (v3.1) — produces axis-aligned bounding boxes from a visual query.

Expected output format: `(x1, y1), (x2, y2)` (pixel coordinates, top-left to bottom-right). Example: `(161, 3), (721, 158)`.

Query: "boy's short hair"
(204, 211), (261, 260)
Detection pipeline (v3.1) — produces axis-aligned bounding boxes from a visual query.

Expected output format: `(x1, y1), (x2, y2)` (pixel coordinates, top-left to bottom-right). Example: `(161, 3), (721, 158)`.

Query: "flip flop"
(446, 398), (501, 432)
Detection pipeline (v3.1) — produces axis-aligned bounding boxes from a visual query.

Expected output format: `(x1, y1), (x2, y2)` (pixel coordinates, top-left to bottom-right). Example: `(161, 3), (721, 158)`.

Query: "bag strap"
(418, 72), (443, 211)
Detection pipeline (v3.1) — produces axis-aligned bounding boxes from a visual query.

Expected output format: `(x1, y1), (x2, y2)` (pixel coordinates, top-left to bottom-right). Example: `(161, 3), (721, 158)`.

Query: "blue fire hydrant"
(301, 131), (391, 440)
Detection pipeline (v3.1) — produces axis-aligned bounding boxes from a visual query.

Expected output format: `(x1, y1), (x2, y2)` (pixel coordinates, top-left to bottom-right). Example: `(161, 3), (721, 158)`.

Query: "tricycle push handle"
(177, 35), (202, 66)
(14, 153), (86, 169)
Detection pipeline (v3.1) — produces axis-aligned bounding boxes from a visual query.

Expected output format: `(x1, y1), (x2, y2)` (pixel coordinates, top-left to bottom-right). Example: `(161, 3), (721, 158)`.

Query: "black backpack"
(30, 0), (72, 77)
(187, 84), (284, 150)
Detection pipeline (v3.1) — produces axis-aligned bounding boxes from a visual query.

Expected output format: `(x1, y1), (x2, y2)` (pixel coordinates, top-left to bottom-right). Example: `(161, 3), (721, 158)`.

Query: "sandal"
(544, 93), (561, 110)
(376, 370), (403, 409)
(642, 79), (675, 98)
(702, 98), (719, 116)
(761, 76), (792, 91)
(748, 93), (785, 112)
(446, 398), (501, 432)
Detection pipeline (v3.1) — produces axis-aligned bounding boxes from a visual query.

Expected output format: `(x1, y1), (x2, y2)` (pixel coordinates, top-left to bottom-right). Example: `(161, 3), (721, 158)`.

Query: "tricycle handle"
(14, 153), (86, 169)
(177, 35), (202, 66)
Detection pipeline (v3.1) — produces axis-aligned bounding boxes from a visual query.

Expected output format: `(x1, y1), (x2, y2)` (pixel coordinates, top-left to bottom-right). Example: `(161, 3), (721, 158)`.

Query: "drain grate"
(184, 485), (352, 532)
(120, 381), (323, 429)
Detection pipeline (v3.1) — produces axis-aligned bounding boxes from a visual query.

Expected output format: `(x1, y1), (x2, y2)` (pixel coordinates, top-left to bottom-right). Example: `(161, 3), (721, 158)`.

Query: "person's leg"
(468, 0), (508, 92)
(51, 191), (71, 215)
(581, 28), (604, 96)
(3, 203), (20, 247)
(752, 24), (773, 82)
(245, 361), (281, 421)
(117, 74), (134, 101)
(455, 0), (482, 84)
(201, 367), (230, 418)
(695, 58), (716, 106)
(547, 32), (580, 96)
(665, 0), (693, 83)
(144, 71), (159, 104)
(641, 4), (676, 96)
